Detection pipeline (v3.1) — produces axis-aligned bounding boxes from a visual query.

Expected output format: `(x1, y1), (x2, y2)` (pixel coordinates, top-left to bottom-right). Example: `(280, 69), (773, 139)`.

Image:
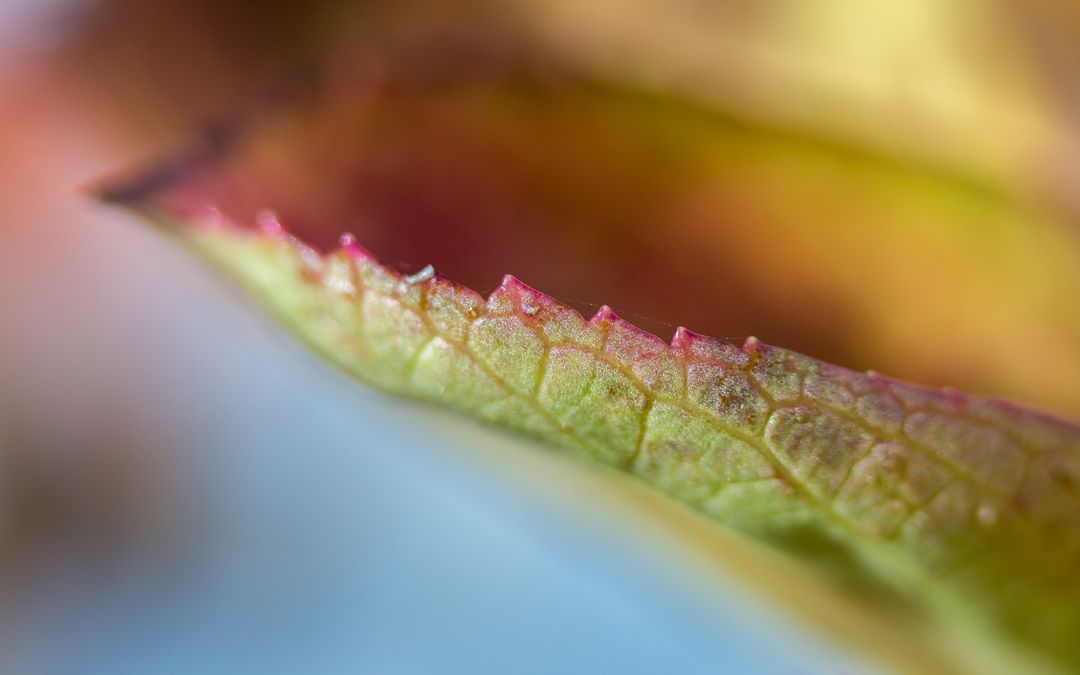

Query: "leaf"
(98, 69), (1080, 674)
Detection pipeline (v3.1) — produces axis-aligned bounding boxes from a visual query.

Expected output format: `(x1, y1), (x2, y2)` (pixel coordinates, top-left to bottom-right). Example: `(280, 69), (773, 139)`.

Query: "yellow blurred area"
(518, 0), (1080, 199)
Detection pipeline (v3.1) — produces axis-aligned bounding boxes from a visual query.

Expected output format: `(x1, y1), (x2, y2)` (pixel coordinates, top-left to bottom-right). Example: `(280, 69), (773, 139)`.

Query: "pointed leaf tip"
(337, 232), (374, 260)
(255, 209), (286, 238)
(590, 305), (619, 326)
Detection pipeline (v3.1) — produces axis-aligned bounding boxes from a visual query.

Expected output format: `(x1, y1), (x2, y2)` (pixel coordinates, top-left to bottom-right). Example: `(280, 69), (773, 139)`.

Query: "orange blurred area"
(1, 1), (1079, 672)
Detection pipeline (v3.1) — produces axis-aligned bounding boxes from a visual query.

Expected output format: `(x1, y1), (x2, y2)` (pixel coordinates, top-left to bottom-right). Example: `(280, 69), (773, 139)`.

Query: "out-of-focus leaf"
(99, 67), (1080, 674)
(100, 67), (1080, 416)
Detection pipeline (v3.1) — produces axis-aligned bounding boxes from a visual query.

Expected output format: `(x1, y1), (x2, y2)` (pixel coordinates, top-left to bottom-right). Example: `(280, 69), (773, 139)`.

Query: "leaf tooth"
(255, 209), (286, 238)
(489, 274), (555, 318)
(670, 325), (695, 349)
(336, 232), (375, 261)
(493, 273), (537, 297)
(742, 335), (763, 356)
(489, 277), (596, 347)
(589, 304), (619, 327)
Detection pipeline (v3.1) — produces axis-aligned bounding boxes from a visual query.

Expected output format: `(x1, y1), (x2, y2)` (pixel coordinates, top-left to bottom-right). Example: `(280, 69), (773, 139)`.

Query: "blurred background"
(1, 0), (1079, 672)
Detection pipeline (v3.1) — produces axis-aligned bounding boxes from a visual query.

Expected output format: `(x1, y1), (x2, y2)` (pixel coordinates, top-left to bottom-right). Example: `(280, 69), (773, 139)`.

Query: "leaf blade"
(111, 208), (1080, 674)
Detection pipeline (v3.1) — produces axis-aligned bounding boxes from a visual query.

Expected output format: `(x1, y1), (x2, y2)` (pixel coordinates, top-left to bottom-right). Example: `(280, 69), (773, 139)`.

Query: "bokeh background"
(2, 1), (1079, 672)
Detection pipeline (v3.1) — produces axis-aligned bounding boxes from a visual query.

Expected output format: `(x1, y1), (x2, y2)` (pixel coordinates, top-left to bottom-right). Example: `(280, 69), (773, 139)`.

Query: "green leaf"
(94, 206), (1080, 674)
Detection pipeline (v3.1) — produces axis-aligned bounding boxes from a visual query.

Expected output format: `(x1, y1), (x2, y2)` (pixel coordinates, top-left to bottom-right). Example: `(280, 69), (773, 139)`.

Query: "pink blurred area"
(0, 6), (174, 571)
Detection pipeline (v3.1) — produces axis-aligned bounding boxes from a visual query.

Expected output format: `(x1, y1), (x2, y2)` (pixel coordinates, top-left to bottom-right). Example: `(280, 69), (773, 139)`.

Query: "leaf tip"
(671, 325), (702, 349)
(742, 335), (763, 355)
(336, 232), (375, 261)
(255, 209), (287, 238)
(590, 304), (620, 328)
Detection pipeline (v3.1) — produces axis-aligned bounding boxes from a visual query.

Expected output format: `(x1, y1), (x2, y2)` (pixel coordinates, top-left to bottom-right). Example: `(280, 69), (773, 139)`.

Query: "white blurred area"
(0, 3), (876, 674)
